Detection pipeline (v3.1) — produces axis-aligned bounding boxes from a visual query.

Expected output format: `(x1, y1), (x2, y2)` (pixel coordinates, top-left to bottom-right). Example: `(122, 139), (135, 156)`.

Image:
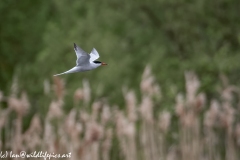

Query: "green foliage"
(0, 0), (51, 91)
(1, 0), (240, 109)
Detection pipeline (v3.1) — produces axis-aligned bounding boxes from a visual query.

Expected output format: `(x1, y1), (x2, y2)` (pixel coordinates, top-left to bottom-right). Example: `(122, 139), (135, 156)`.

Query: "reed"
(0, 66), (240, 160)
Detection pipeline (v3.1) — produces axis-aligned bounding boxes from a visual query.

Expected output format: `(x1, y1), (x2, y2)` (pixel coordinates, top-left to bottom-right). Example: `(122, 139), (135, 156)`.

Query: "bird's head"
(93, 61), (107, 66)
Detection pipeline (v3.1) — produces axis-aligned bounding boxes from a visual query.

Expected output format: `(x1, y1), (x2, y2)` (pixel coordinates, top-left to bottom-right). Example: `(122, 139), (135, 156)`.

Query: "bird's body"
(54, 43), (107, 76)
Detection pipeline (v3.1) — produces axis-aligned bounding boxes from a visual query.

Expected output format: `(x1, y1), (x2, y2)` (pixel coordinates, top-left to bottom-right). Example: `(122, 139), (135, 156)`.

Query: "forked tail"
(53, 67), (79, 76)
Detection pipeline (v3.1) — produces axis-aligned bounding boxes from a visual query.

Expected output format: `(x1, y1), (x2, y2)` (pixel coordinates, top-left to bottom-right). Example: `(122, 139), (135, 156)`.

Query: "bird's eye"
(93, 61), (101, 64)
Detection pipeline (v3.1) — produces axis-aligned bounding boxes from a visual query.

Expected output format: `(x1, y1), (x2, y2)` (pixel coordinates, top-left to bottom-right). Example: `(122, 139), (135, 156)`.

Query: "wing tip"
(74, 43), (77, 50)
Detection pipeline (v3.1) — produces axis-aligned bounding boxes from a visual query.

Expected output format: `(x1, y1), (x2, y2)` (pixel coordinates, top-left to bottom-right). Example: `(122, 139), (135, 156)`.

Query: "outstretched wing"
(89, 48), (100, 62)
(74, 43), (90, 66)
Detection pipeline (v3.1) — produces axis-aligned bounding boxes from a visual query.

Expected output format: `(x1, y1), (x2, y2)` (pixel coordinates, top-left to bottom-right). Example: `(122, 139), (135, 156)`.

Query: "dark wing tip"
(74, 43), (77, 50)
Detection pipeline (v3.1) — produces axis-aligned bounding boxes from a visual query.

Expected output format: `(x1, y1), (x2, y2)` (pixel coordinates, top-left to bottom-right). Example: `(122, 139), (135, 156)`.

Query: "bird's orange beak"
(101, 62), (107, 66)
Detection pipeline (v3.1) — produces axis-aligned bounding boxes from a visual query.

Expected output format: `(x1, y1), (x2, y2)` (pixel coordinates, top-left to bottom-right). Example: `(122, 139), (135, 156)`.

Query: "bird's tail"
(53, 72), (66, 76)
(53, 67), (79, 76)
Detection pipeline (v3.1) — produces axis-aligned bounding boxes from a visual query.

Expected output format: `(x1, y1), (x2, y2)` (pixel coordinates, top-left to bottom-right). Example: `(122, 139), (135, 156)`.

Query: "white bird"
(54, 43), (107, 76)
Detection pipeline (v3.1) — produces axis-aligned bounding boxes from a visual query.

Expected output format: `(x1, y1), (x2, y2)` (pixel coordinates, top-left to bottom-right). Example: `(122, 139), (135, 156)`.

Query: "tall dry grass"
(0, 67), (240, 160)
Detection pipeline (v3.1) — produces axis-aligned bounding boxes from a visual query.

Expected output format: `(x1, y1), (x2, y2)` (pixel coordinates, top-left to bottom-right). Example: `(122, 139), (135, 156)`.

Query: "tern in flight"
(54, 43), (107, 76)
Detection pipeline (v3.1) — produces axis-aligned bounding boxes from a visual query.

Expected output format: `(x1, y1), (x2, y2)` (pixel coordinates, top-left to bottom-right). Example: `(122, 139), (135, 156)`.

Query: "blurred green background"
(1, 0), (240, 111)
